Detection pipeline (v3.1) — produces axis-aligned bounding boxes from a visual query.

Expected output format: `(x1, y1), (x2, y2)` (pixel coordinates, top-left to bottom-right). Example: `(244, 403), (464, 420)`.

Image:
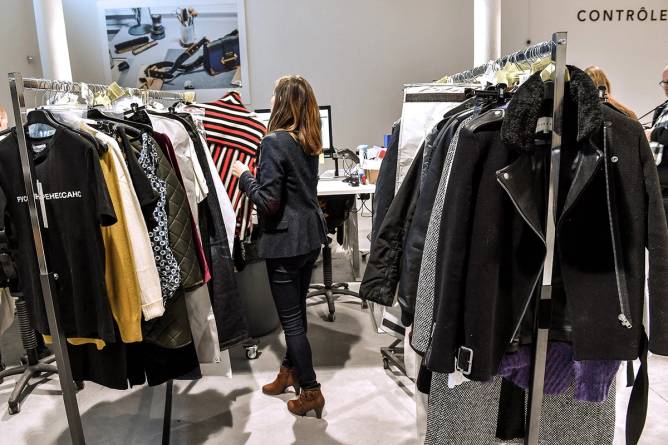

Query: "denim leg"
(266, 254), (318, 389)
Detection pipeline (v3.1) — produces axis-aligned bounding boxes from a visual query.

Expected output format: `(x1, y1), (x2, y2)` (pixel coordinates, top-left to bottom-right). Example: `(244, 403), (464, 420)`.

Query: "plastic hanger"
(87, 108), (153, 133)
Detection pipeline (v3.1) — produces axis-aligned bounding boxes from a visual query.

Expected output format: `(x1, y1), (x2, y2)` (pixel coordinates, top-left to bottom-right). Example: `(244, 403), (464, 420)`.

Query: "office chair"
(308, 196), (360, 322)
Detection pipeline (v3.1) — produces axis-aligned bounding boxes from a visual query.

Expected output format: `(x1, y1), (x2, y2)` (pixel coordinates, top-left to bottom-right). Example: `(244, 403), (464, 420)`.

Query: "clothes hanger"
(87, 107), (153, 133)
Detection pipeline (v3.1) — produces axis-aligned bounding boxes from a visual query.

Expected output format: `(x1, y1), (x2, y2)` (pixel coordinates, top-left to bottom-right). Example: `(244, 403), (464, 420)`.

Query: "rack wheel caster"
(75, 380), (85, 391)
(383, 358), (390, 370)
(327, 313), (336, 322)
(245, 345), (259, 360)
(8, 401), (20, 415)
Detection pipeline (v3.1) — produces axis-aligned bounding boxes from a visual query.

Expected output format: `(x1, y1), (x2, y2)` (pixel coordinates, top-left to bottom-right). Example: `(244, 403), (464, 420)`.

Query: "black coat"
(361, 99), (476, 322)
(399, 103), (475, 325)
(371, 122), (400, 244)
(239, 131), (327, 259)
(426, 67), (668, 379)
(360, 143), (424, 307)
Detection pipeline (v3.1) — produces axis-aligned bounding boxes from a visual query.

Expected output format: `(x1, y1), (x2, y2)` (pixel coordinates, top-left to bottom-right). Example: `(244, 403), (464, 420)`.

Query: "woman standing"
(232, 75), (327, 418)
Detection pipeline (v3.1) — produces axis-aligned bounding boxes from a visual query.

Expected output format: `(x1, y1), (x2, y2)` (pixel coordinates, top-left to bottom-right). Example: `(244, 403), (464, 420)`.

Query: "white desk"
(317, 179), (375, 279)
(317, 180), (376, 196)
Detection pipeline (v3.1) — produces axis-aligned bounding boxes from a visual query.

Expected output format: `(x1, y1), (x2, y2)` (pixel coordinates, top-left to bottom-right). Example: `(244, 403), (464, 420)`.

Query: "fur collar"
(501, 65), (603, 149)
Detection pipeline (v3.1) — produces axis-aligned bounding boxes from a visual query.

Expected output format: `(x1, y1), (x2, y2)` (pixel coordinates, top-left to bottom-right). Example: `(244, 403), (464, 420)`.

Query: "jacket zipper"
(496, 174), (546, 342)
(602, 122), (633, 329)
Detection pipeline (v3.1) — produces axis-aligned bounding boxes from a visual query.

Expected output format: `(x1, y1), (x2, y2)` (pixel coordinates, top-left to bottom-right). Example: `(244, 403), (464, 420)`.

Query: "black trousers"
(265, 248), (320, 389)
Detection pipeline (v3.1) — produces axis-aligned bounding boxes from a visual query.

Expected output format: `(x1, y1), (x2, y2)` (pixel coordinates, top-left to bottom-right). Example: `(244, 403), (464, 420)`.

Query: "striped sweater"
(194, 92), (266, 239)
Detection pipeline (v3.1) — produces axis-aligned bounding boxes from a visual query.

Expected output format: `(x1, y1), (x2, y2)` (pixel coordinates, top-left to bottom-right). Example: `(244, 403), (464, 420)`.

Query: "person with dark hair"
(232, 75), (327, 418)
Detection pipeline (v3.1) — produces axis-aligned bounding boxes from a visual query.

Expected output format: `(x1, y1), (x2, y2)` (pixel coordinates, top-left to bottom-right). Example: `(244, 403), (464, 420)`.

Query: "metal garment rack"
(7, 73), (187, 445)
(442, 32), (567, 445)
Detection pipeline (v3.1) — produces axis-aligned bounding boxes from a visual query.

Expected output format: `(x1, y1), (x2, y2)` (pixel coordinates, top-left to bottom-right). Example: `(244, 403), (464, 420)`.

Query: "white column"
(474, 0), (501, 66)
(32, 0), (72, 81)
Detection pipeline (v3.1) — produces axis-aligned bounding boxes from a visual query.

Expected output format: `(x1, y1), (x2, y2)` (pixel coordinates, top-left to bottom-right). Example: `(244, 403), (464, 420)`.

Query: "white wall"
(501, 0), (668, 123)
(0, 1), (42, 123)
(61, 0), (473, 148)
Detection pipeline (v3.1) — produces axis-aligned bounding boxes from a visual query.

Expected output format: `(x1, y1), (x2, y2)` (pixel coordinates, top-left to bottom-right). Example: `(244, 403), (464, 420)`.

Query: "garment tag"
(106, 82), (125, 101)
(31, 143), (47, 153)
(182, 91), (196, 102)
(36, 180), (48, 229)
(319, 152), (325, 165)
(536, 117), (553, 134)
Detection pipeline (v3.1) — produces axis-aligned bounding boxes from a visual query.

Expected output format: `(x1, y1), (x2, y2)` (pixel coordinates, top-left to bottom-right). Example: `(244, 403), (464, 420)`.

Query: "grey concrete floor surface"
(1, 209), (668, 444)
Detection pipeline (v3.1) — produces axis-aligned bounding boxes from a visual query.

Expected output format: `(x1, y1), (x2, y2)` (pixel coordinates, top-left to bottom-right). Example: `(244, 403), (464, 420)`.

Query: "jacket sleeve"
(239, 136), (284, 217)
(640, 131), (668, 355)
(360, 144), (424, 307)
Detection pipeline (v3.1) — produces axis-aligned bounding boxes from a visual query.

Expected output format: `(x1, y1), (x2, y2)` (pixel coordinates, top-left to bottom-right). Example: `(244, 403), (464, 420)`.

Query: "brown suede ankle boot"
(262, 366), (300, 395)
(287, 387), (325, 419)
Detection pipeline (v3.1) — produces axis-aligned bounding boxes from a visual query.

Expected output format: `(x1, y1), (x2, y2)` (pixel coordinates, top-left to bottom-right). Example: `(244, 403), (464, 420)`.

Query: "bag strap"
(144, 37), (209, 80)
(625, 330), (649, 445)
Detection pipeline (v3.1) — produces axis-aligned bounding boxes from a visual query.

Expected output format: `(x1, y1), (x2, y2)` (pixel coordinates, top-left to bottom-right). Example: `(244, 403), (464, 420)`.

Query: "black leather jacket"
(427, 67), (668, 379)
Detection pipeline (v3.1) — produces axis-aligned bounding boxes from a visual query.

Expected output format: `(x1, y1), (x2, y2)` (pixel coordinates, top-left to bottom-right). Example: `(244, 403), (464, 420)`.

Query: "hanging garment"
(400, 106), (476, 326)
(0, 184), (16, 337)
(173, 113), (249, 349)
(176, 105), (237, 253)
(371, 121), (400, 244)
(396, 86), (464, 189)
(147, 130), (224, 361)
(150, 128), (211, 284)
(148, 114), (209, 216)
(428, 67), (668, 380)
(411, 113), (476, 355)
(361, 98), (477, 310)
(85, 126), (164, 321)
(97, 148), (143, 342)
(359, 143), (424, 306)
(126, 131), (182, 301)
(0, 288), (15, 336)
(425, 374), (616, 445)
(193, 91), (266, 239)
(0, 128), (117, 342)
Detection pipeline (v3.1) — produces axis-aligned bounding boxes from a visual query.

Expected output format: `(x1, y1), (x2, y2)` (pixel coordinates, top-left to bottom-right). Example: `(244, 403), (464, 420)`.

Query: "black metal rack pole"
(162, 380), (174, 445)
(524, 31), (568, 445)
(8, 72), (86, 445)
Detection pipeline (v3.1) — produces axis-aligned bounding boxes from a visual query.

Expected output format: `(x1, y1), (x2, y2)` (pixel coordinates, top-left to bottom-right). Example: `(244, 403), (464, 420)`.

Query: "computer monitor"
(254, 105), (334, 157)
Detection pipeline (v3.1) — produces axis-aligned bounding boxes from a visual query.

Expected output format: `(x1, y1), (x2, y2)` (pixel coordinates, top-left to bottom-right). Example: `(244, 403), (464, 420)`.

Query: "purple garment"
(498, 342), (620, 402)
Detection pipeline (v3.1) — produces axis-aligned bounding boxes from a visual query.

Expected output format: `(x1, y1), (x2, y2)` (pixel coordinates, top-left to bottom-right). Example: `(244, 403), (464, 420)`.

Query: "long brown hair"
(268, 75), (322, 155)
(585, 66), (638, 120)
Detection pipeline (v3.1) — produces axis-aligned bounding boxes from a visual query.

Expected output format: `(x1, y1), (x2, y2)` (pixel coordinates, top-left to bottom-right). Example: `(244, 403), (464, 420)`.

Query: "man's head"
(662, 65), (668, 98)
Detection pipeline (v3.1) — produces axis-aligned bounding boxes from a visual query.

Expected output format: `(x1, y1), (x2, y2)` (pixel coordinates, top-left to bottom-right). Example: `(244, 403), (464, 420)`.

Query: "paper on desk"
(361, 158), (382, 170)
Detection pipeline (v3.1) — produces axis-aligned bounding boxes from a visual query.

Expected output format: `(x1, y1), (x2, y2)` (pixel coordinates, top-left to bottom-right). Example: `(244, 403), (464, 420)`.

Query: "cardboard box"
(365, 169), (379, 184)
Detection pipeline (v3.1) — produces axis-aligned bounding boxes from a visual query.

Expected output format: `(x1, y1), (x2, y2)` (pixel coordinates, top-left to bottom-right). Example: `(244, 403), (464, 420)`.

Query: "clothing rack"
(7, 72), (187, 445)
(442, 32), (567, 445)
(21, 77), (190, 101)
(448, 39), (555, 84)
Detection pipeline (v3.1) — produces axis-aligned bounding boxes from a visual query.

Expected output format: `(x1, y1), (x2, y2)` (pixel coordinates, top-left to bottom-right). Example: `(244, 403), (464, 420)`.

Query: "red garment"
(194, 92), (266, 239)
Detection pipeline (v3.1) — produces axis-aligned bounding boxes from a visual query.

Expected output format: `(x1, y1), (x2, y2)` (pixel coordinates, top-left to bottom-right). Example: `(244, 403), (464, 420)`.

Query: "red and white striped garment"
(193, 92), (266, 239)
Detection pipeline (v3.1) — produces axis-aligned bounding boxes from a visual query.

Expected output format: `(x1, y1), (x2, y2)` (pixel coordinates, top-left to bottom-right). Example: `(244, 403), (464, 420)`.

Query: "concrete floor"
(1, 210), (668, 444)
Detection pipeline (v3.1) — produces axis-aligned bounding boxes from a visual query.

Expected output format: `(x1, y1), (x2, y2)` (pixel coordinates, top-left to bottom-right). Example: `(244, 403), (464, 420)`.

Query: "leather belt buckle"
(456, 346), (474, 375)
